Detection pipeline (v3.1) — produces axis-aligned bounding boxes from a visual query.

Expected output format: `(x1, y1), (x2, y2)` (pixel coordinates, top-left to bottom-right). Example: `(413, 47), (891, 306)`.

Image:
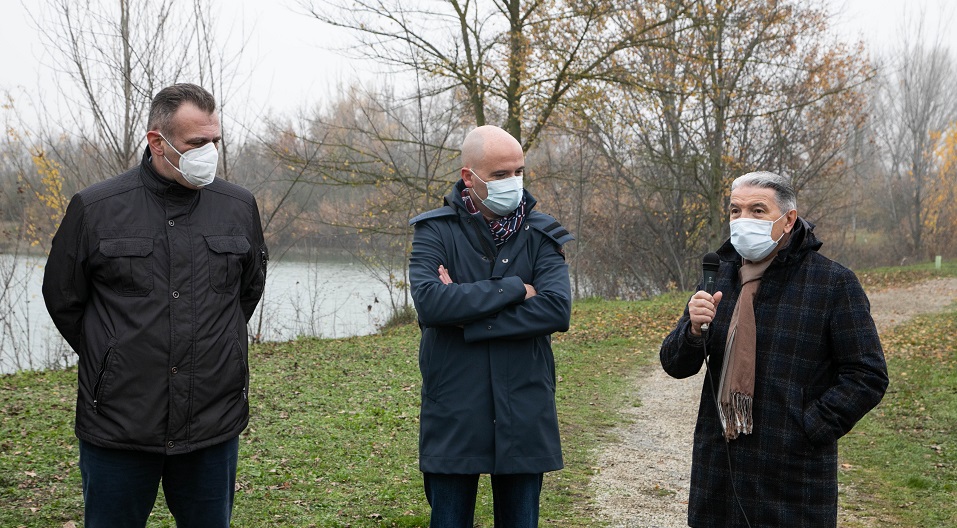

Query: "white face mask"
(469, 168), (524, 216)
(730, 212), (788, 261)
(158, 132), (218, 187)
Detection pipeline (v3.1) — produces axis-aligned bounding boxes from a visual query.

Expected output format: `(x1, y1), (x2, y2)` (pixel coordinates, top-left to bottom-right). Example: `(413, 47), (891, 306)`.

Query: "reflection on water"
(0, 253), (395, 374)
(0, 254), (64, 374)
(251, 256), (393, 341)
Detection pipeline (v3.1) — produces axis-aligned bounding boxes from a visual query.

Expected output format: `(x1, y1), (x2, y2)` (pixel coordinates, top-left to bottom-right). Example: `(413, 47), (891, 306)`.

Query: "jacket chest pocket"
(205, 235), (250, 293)
(99, 237), (154, 296)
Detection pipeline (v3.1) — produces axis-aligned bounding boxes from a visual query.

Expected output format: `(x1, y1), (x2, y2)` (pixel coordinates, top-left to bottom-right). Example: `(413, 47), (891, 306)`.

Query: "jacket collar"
(444, 179), (538, 216)
(139, 146), (201, 201)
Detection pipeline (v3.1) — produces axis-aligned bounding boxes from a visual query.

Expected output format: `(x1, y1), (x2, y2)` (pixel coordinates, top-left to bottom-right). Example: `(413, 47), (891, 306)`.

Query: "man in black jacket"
(43, 83), (267, 528)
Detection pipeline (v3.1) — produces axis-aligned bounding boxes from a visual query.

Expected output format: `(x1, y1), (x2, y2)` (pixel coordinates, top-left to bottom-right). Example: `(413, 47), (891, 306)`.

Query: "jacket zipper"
(241, 356), (249, 402)
(92, 347), (115, 414)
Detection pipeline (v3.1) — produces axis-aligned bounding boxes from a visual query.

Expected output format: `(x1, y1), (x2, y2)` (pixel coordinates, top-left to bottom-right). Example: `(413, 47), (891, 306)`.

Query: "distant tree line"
(2, 0), (956, 314)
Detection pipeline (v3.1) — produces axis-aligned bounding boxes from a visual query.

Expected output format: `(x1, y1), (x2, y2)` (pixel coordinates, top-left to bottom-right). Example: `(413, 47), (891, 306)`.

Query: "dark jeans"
(423, 472), (544, 528)
(79, 437), (239, 528)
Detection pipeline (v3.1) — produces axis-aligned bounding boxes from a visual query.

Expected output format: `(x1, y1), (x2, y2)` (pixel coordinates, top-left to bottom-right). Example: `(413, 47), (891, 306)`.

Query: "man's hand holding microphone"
(689, 253), (722, 337)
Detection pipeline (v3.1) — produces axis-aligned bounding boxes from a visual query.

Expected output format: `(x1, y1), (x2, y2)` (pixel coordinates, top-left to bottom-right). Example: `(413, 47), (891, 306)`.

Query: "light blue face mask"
(730, 212), (788, 261)
(469, 168), (523, 216)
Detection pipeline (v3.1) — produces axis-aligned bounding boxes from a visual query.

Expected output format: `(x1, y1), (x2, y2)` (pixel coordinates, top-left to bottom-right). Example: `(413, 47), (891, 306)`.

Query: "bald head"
(460, 125), (526, 219)
(461, 125), (522, 169)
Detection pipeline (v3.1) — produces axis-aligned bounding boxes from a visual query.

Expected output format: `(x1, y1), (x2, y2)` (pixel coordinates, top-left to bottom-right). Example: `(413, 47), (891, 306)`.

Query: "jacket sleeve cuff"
(685, 323), (704, 346)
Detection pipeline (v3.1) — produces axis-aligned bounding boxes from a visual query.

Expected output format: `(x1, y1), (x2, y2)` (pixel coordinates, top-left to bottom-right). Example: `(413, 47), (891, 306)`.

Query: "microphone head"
(702, 252), (720, 272)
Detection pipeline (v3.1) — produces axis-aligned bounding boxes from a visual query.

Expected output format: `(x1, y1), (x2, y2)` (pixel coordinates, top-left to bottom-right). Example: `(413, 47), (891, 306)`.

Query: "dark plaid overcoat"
(660, 218), (888, 528)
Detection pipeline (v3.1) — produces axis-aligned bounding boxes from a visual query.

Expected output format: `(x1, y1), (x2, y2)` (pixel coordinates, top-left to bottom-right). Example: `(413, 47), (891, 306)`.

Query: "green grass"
(857, 259), (957, 291)
(0, 293), (686, 527)
(838, 307), (957, 527)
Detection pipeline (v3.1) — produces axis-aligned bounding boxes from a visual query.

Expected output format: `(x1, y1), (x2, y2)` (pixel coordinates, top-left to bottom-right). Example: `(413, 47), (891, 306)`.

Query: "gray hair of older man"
(731, 171), (797, 213)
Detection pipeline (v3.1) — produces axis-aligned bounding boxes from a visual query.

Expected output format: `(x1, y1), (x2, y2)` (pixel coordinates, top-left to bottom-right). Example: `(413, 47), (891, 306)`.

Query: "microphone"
(700, 252), (720, 332)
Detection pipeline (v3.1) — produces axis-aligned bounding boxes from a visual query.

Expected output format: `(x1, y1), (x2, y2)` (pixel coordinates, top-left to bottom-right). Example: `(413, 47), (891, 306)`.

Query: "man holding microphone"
(660, 171), (888, 527)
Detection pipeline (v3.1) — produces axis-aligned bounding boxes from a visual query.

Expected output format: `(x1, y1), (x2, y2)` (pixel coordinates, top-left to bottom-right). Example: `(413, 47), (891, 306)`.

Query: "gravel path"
(590, 277), (957, 528)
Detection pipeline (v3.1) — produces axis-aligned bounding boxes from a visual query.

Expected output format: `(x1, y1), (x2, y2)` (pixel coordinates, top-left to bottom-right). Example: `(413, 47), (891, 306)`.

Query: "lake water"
(0, 253), (397, 374)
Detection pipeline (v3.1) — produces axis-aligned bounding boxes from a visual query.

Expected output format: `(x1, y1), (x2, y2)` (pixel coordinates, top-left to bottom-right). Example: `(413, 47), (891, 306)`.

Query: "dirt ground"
(589, 277), (957, 528)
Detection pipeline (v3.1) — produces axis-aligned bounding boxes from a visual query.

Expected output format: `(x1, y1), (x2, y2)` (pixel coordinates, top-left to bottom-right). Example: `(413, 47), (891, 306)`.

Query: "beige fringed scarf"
(717, 232), (790, 440)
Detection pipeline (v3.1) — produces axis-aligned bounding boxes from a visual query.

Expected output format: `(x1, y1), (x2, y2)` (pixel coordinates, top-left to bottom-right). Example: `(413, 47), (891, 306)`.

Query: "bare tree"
(31, 0), (193, 178)
(189, 0), (258, 181)
(262, 75), (463, 317)
(871, 15), (957, 259)
(582, 0), (872, 291)
(298, 0), (684, 150)
(27, 0), (254, 185)
(0, 105), (73, 372)
(525, 123), (604, 299)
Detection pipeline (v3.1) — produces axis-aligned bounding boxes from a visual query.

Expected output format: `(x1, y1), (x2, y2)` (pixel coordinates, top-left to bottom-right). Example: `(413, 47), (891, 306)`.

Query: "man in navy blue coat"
(408, 125), (574, 527)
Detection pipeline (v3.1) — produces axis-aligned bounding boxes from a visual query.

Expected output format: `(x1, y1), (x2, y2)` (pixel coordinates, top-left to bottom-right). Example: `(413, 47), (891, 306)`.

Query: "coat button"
(168, 220), (174, 227)
(498, 288), (503, 293)
(501, 258), (509, 263)
(172, 291), (180, 299)
(167, 441), (174, 449)
(482, 256), (489, 261)
(171, 367), (178, 374)
(487, 325), (492, 330)
(525, 225), (530, 230)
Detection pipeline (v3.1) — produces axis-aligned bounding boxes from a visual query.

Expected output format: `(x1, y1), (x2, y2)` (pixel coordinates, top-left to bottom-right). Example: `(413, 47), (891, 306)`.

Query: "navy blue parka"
(409, 180), (573, 475)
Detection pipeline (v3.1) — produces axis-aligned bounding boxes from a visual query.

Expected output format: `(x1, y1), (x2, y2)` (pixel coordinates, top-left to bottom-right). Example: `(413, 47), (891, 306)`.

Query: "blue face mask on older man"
(730, 212), (788, 261)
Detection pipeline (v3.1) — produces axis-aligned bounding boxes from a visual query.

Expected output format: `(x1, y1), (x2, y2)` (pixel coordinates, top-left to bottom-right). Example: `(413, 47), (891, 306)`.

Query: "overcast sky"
(1, 0), (955, 124)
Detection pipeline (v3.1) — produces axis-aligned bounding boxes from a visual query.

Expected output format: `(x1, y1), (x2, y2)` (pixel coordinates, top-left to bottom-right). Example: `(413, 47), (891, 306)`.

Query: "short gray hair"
(731, 171), (797, 212)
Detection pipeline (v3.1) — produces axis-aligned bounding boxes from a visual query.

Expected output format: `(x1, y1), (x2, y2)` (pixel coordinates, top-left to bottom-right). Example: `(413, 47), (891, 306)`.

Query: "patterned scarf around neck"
(461, 189), (527, 246)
